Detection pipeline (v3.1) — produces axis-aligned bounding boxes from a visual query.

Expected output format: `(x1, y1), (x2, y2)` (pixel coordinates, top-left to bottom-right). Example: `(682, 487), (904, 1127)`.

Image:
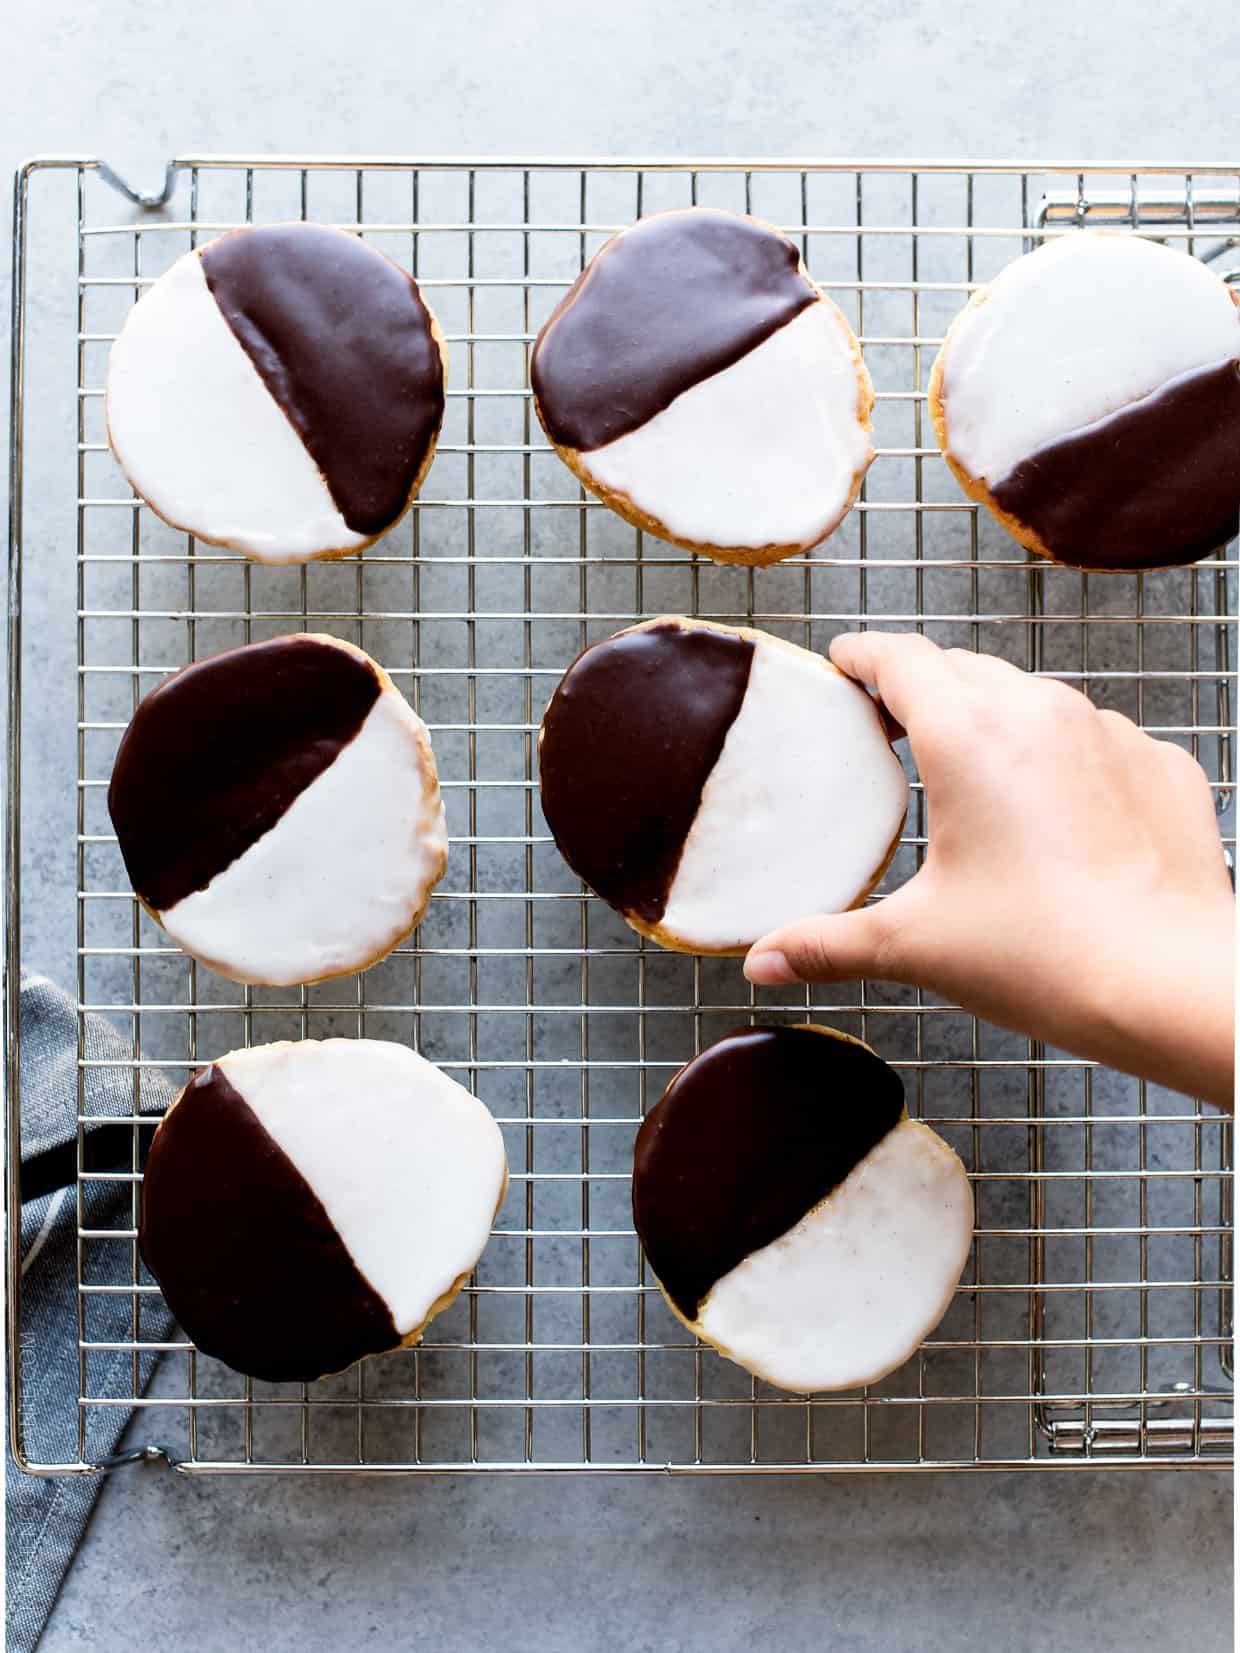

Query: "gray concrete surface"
(5, 0), (1236, 1648)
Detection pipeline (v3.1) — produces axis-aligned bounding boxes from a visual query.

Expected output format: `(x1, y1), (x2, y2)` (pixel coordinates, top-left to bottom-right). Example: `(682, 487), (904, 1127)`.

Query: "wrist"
(1086, 896), (1235, 1105)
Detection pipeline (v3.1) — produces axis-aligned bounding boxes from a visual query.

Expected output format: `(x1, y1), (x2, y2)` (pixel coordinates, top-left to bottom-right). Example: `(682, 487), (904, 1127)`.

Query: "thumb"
(744, 901), (904, 988)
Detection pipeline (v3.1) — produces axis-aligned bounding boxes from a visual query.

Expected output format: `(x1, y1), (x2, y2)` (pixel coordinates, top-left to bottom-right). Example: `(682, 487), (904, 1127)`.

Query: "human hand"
(744, 632), (1235, 1106)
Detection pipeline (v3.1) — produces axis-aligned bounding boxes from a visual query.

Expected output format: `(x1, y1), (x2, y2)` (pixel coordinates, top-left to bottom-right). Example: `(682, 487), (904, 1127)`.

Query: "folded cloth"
(6, 974), (174, 1653)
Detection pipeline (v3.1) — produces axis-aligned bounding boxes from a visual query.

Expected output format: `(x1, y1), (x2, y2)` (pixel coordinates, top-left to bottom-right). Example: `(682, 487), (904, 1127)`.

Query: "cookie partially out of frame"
(538, 616), (908, 953)
(929, 230), (1240, 571)
(107, 633), (448, 987)
(632, 1024), (974, 1393)
(531, 208), (874, 566)
(106, 223), (447, 564)
(139, 1040), (508, 1383)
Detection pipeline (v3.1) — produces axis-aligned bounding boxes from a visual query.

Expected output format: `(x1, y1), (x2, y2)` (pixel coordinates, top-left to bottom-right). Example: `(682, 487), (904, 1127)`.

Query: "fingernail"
(743, 948), (796, 986)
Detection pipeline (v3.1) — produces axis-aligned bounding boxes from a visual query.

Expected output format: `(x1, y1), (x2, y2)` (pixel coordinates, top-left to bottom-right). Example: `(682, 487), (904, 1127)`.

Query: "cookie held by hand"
(108, 633), (448, 987)
(537, 617), (908, 953)
(106, 223), (447, 563)
(632, 1024), (973, 1393)
(930, 230), (1240, 571)
(532, 208), (874, 565)
(139, 1040), (507, 1383)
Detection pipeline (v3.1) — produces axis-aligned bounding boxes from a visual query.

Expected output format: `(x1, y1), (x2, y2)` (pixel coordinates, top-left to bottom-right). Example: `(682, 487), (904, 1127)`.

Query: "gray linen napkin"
(6, 973), (174, 1653)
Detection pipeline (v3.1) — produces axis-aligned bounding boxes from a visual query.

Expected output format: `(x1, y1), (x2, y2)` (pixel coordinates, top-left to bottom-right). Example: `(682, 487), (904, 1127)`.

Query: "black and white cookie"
(108, 634), (448, 987)
(930, 231), (1240, 571)
(531, 208), (874, 566)
(106, 223), (447, 564)
(633, 1025), (973, 1393)
(139, 1040), (508, 1382)
(538, 617), (908, 953)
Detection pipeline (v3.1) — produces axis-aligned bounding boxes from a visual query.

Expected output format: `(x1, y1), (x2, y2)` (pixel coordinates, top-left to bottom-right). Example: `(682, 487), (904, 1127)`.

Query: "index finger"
(829, 630), (958, 736)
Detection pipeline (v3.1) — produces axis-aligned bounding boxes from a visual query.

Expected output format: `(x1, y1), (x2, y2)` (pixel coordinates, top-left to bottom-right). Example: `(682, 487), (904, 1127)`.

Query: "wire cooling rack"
(6, 157), (1236, 1476)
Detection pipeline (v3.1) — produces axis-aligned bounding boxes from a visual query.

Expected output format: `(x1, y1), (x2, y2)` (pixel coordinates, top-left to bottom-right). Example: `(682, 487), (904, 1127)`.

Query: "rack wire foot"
(96, 160), (177, 211)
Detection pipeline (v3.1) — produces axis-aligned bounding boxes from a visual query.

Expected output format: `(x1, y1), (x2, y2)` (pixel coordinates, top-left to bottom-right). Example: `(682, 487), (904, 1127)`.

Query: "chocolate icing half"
(531, 209), (818, 453)
(538, 622), (754, 924)
(632, 1026), (905, 1320)
(990, 357), (1240, 570)
(201, 224), (444, 536)
(108, 635), (381, 913)
(139, 1063), (400, 1382)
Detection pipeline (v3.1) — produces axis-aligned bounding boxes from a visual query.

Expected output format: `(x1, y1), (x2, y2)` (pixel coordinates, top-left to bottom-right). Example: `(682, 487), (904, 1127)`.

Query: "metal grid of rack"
(7, 156), (1236, 1475)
